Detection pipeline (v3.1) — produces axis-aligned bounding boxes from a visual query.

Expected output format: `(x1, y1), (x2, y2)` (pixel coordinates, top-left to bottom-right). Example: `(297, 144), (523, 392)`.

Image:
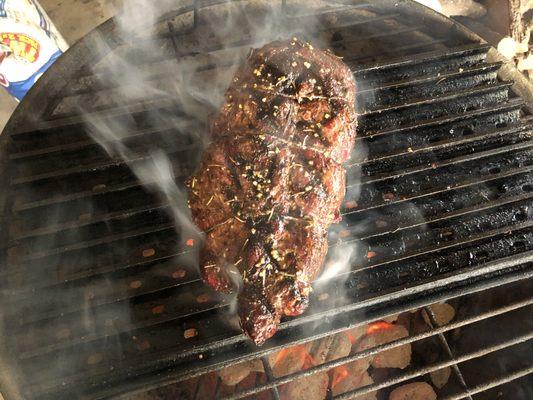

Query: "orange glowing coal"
(366, 321), (393, 335)
(346, 331), (359, 345)
(273, 344), (315, 368)
(302, 350), (315, 369)
(331, 365), (350, 388)
(273, 347), (292, 366)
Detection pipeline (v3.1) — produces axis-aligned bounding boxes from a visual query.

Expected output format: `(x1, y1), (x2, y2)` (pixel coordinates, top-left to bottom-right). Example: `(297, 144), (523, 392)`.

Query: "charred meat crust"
(187, 38), (357, 345)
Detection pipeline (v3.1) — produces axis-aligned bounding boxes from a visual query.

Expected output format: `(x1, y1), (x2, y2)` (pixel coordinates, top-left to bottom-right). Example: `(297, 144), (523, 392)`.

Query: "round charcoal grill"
(0, 1), (532, 399)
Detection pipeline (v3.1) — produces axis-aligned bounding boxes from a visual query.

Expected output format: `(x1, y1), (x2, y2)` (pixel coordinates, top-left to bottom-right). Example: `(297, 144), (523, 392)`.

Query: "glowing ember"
(331, 365), (349, 388)
(196, 293), (210, 303)
(172, 269), (187, 279)
(366, 321), (393, 335)
(272, 344), (315, 377)
(184, 328), (198, 339)
(271, 345), (309, 378)
(142, 248), (156, 258)
(346, 331), (358, 345)
(186, 238), (195, 247)
(302, 350), (315, 369)
(345, 200), (358, 209)
(129, 280), (142, 289)
(274, 345), (314, 368)
(151, 305), (165, 314)
(273, 347), (292, 366)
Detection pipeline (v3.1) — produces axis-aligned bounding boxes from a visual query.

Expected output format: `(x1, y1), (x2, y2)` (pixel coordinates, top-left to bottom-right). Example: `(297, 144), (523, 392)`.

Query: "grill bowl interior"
(0, 1), (532, 399)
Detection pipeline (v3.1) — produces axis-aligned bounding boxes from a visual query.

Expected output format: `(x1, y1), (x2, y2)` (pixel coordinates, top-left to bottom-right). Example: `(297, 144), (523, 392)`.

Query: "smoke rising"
(1, 1), (381, 397)
(80, 0), (371, 330)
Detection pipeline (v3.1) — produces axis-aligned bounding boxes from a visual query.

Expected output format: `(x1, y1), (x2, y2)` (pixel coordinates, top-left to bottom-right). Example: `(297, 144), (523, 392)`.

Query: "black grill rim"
(1, 1), (533, 400)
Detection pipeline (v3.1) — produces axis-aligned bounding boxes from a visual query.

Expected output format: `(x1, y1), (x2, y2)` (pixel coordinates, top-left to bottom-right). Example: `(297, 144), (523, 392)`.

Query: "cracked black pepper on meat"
(187, 38), (357, 344)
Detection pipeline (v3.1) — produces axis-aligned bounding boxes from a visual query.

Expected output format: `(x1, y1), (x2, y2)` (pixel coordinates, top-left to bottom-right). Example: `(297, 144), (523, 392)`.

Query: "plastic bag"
(0, 0), (68, 101)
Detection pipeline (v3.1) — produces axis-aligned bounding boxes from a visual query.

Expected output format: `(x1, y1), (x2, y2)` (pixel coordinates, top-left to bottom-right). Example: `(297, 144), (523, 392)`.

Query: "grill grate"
(183, 277), (533, 400)
(0, 1), (532, 399)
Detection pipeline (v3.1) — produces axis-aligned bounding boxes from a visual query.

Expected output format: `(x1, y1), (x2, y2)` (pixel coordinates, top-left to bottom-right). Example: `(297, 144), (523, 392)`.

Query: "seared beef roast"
(187, 38), (357, 344)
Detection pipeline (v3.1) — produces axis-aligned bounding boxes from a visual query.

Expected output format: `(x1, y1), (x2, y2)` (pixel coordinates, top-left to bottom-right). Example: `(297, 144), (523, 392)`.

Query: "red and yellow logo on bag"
(0, 32), (40, 63)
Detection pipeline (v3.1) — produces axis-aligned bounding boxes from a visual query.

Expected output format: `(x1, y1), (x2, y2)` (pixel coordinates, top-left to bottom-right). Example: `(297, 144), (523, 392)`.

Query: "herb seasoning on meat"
(187, 38), (357, 344)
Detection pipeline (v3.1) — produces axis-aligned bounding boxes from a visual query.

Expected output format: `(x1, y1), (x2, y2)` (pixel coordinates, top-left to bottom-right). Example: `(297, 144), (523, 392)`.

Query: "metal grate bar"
(359, 122), (530, 165)
(9, 202), (167, 242)
(352, 43), (490, 76)
(12, 179), (151, 212)
(357, 62), (502, 94)
(350, 192), (533, 243)
(10, 266), (201, 327)
(11, 154), (531, 244)
(360, 90), (512, 133)
(220, 298), (533, 400)
(10, 142), (197, 185)
(2, 234), (185, 287)
(333, 224), (533, 282)
(8, 195), (531, 319)
(309, 13), (401, 31)
(282, 1), (373, 18)
(350, 164), (533, 214)
(28, 265), (533, 399)
(357, 63), (503, 112)
(356, 140), (533, 185)
(441, 366), (533, 400)
(12, 167), (533, 255)
(13, 257), (532, 368)
(8, 252), (532, 364)
(15, 138), (528, 218)
(332, 25), (424, 46)
(15, 223), (175, 263)
(356, 99), (523, 139)
(332, 332), (533, 400)
(67, 41), (488, 101)
(8, 119), (181, 161)
(360, 81), (512, 117)
(74, 27), (431, 97)
(346, 38), (449, 63)
(260, 357), (281, 400)
(7, 202), (531, 326)
(423, 305), (473, 400)
(9, 98), (181, 135)
(0, 1), (531, 398)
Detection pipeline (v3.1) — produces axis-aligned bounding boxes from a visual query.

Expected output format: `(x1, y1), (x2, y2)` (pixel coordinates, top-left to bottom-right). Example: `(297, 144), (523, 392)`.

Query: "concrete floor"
(0, 0), (118, 132)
